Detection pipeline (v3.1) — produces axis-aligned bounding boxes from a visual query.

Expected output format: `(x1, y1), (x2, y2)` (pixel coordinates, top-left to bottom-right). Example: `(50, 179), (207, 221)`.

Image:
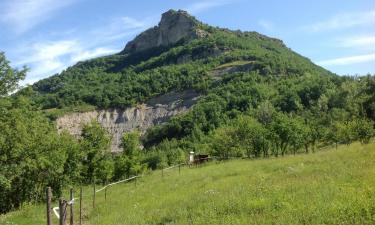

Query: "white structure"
(189, 151), (195, 164)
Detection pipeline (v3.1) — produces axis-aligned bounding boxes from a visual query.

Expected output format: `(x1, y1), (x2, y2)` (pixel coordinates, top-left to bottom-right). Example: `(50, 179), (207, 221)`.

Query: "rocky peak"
(123, 9), (207, 53)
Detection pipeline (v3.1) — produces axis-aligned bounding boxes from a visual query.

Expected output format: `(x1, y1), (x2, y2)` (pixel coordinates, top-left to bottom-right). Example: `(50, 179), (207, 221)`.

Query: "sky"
(0, 0), (374, 85)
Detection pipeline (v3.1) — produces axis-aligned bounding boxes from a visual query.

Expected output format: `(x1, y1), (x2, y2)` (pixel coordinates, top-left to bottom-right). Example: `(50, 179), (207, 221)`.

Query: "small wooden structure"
(194, 154), (209, 164)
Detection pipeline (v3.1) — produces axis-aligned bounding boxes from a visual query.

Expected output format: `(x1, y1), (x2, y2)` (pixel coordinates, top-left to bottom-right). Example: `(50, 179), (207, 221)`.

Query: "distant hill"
(25, 9), (332, 111)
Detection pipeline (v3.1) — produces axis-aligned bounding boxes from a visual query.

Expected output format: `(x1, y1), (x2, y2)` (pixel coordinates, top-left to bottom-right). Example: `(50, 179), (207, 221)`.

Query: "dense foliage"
(0, 52), (27, 96)
(22, 26), (330, 111)
(0, 97), (145, 213)
(144, 72), (374, 159)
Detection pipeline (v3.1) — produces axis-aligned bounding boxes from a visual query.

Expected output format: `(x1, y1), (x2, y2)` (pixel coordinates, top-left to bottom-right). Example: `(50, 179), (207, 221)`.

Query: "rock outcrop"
(123, 9), (208, 53)
(56, 90), (200, 152)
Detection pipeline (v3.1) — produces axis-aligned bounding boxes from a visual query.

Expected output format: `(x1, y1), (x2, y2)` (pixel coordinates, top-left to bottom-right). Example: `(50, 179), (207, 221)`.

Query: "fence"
(46, 187), (77, 225)
(45, 158), (212, 225)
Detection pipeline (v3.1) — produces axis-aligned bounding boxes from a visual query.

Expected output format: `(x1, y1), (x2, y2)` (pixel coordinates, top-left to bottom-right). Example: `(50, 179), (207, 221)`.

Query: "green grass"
(43, 103), (96, 120)
(1, 142), (375, 225)
(215, 60), (254, 69)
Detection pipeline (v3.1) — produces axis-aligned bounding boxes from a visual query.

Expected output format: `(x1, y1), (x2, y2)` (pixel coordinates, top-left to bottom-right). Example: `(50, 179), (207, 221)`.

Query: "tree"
(351, 118), (374, 144)
(270, 113), (304, 156)
(0, 52), (27, 96)
(122, 131), (141, 157)
(0, 97), (77, 213)
(236, 116), (269, 158)
(211, 126), (242, 159)
(113, 131), (145, 180)
(80, 121), (111, 183)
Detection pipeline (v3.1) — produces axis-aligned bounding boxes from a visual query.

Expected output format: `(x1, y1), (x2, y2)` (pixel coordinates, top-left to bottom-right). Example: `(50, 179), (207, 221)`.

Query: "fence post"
(93, 183), (96, 208)
(104, 187), (107, 202)
(134, 176), (137, 187)
(162, 168), (164, 178)
(59, 198), (65, 225)
(178, 164), (181, 174)
(46, 187), (52, 225)
(79, 187), (82, 225)
(70, 188), (74, 225)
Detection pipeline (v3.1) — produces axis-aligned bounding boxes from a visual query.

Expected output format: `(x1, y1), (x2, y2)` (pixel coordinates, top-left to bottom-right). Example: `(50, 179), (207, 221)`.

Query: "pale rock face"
(56, 90), (200, 152)
(124, 10), (206, 53)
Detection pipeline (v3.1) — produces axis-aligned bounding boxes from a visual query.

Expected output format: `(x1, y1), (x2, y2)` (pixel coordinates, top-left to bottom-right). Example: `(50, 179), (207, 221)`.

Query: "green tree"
(236, 116), (269, 158)
(0, 97), (77, 212)
(114, 131), (146, 180)
(211, 126), (242, 159)
(80, 121), (111, 183)
(351, 118), (374, 144)
(0, 52), (27, 96)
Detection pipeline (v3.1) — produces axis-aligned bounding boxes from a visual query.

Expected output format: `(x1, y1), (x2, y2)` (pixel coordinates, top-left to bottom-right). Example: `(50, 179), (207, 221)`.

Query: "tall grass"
(1, 142), (374, 225)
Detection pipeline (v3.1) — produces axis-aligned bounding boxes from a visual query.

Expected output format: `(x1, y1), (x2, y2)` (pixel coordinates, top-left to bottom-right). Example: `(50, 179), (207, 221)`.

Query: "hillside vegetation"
(1, 142), (374, 225)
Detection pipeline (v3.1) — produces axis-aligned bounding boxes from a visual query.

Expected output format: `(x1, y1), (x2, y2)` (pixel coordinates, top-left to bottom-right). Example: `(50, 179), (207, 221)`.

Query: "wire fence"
(95, 176), (140, 193)
(47, 152), (328, 225)
(45, 157), (212, 225)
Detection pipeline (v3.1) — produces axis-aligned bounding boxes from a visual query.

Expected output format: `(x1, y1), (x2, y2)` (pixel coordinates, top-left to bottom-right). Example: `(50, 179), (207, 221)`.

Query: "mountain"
(27, 9), (332, 111)
(20, 9), (372, 152)
(123, 10), (208, 53)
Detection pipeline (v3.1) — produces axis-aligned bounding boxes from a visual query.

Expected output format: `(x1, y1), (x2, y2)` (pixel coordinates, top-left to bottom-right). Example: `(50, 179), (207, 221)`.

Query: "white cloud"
(317, 53), (375, 66)
(71, 47), (118, 62)
(121, 17), (148, 29)
(336, 35), (375, 48)
(0, 0), (76, 34)
(186, 0), (233, 14)
(16, 40), (78, 65)
(15, 40), (119, 85)
(91, 16), (154, 43)
(13, 14), (153, 84)
(258, 20), (274, 31)
(303, 10), (375, 32)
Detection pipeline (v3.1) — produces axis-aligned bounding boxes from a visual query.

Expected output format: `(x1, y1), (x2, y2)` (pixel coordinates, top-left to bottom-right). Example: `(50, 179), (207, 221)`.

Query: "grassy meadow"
(1, 142), (374, 225)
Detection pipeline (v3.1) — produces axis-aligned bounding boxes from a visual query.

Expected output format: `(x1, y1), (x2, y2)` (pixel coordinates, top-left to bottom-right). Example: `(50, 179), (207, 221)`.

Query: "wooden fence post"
(70, 188), (74, 225)
(93, 183), (96, 208)
(59, 198), (65, 225)
(104, 187), (107, 202)
(79, 187), (82, 225)
(46, 187), (52, 225)
(134, 176), (137, 187)
(178, 164), (181, 174)
(162, 168), (164, 178)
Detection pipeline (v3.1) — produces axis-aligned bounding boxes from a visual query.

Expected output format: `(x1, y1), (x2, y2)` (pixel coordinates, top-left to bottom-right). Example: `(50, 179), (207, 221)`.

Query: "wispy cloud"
(0, 0), (76, 34)
(15, 15), (152, 84)
(90, 16), (155, 43)
(186, 0), (234, 14)
(16, 40), (78, 66)
(71, 47), (118, 62)
(16, 40), (118, 85)
(121, 17), (149, 29)
(317, 53), (375, 66)
(302, 10), (375, 32)
(336, 35), (375, 48)
(258, 20), (274, 32)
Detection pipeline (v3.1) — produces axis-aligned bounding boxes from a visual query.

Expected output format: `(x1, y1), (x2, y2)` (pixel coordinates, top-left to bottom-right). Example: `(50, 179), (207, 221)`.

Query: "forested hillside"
(23, 10), (331, 111)
(1, 9), (374, 214)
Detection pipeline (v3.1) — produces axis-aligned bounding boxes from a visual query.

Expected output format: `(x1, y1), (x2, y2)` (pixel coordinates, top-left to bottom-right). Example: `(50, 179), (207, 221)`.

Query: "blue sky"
(0, 0), (374, 84)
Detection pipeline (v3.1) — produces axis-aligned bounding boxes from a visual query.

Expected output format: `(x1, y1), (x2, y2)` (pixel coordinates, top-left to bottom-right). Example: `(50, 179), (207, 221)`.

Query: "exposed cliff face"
(56, 90), (200, 152)
(123, 10), (208, 53)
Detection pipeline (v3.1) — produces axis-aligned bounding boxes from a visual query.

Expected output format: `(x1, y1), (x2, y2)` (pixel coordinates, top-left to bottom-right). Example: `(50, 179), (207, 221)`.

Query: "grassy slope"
(1, 142), (374, 225)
